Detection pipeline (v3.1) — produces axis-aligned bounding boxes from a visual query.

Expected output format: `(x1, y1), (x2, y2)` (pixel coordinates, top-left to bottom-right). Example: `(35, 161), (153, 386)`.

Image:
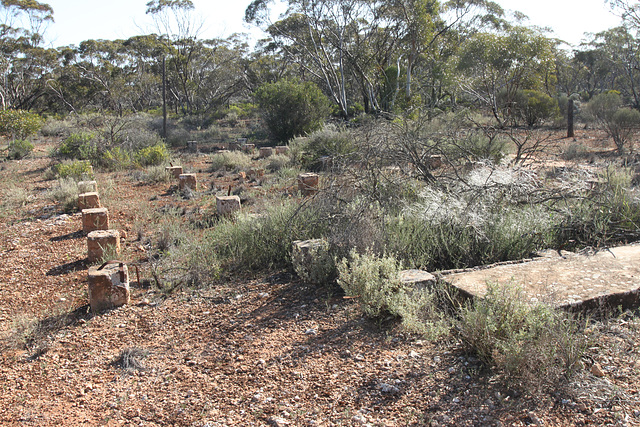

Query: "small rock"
(305, 328), (317, 335)
(258, 292), (270, 299)
(433, 356), (441, 363)
(269, 417), (290, 427)
(379, 383), (400, 394)
(448, 367), (456, 374)
(591, 362), (606, 377)
(452, 397), (460, 404)
(528, 412), (543, 425)
(352, 414), (367, 424)
(409, 350), (419, 358)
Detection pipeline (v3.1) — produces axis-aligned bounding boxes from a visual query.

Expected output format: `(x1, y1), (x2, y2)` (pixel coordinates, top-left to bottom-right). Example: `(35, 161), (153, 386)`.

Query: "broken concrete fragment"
(179, 173), (197, 191)
(297, 173), (319, 196)
(88, 262), (130, 312)
(78, 192), (101, 210)
(87, 229), (121, 263)
(400, 269), (437, 290)
(82, 207), (109, 234)
(440, 244), (640, 315)
(216, 195), (241, 216)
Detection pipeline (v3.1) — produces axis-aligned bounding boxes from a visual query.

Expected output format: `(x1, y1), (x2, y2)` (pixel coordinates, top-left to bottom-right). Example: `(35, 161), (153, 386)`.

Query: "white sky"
(42, 0), (623, 49)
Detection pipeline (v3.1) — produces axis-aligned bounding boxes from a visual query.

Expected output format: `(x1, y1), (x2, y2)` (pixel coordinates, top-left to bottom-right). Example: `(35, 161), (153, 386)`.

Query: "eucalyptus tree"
(0, 0), (55, 110)
(456, 26), (557, 126)
(246, 0), (389, 116)
(583, 27), (640, 107)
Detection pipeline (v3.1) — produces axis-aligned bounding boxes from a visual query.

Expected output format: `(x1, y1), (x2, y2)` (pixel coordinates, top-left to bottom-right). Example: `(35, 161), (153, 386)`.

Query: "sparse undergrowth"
(457, 282), (588, 393)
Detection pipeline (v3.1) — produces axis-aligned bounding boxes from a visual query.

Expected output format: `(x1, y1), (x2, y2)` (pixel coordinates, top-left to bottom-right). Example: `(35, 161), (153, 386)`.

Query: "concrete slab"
(440, 245), (640, 314)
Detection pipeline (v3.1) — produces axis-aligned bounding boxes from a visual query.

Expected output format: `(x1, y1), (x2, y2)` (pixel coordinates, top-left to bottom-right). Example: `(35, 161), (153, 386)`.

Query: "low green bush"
(201, 199), (327, 271)
(48, 178), (79, 212)
(458, 282), (586, 391)
(209, 151), (252, 172)
(337, 249), (405, 318)
(290, 126), (356, 170)
(0, 109), (42, 140)
(7, 139), (34, 160)
(58, 132), (96, 160)
(100, 147), (132, 171)
(291, 239), (336, 285)
(136, 143), (169, 166)
(337, 249), (448, 335)
(50, 160), (93, 180)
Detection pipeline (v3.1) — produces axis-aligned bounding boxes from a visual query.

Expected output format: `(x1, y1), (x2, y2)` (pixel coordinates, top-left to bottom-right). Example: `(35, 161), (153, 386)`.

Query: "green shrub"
(100, 147), (132, 171)
(138, 165), (172, 183)
(209, 151), (252, 172)
(586, 92), (640, 153)
(337, 249), (405, 318)
(0, 109), (42, 140)
(265, 154), (291, 172)
(58, 132), (96, 160)
(458, 282), (586, 391)
(40, 116), (71, 137)
(50, 160), (93, 180)
(201, 199), (327, 271)
(336, 249), (448, 335)
(255, 78), (330, 143)
(48, 178), (79, 212)
(561, 142), (590, 161)
(290, 125), (356, 170)
(166, 128), (191, 147)
(7, 139), (34, 160)
(553, 165), (640, 249)
(610, 108), (640, 152)
(136, 143), (169, 166)
(291, 239), (336, 285)
(515, 89), (560, 127)
(388, 185), (554, 271)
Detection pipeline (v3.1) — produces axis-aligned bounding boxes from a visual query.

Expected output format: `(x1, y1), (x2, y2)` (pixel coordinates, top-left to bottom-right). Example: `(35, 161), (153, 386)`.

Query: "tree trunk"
(567, 98), (574, 138)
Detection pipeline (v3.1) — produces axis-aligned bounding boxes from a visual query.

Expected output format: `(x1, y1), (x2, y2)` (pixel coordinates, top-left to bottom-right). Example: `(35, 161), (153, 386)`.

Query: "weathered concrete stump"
(275, 146), (289, 155)
(179, 173), (197, 191)
(259, 147), (273, 158)
(400, 269), (437, 291)
(216, 195), (241, 216)
(78, 192), (101, 210)
(297, 173), (319, 196)
(165, 166), (183, 179)
(242, 143), (255, 153)
(82, 207), (109, 234)
(292, 239), (333, 285)
(88, 262), (130, 312)
(78, 180), (97, 193)
(248, 168), (265, 179)
(87, 229), (121, 263)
